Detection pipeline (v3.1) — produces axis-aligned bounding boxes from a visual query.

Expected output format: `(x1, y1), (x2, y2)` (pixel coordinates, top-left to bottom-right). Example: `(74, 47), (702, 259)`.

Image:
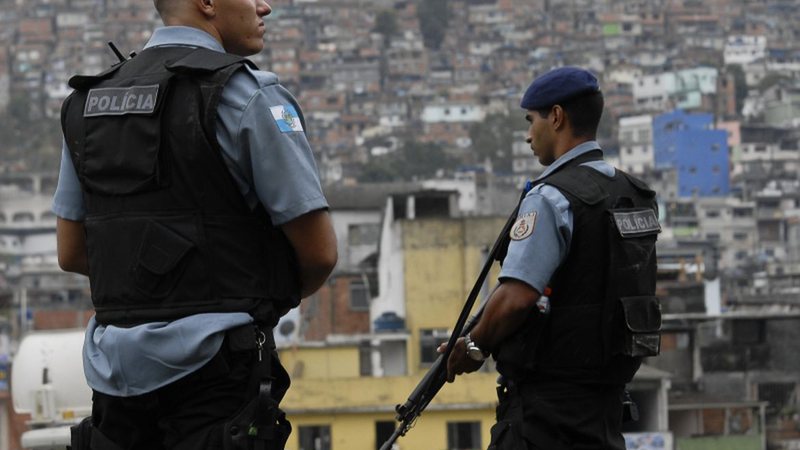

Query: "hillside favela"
(1, 0), (800, 449)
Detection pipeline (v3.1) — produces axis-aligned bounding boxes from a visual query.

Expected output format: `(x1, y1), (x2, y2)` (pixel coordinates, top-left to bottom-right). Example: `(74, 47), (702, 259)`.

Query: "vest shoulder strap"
(544, 166), (609, 205)
(68, 62), (126, 90)
(620, 171), (656, 199)
(165, 48), (257, 74)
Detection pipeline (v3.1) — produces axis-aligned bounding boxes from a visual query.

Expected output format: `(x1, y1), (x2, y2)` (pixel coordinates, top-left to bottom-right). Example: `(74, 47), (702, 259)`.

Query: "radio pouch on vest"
(605, 207), (662, 360)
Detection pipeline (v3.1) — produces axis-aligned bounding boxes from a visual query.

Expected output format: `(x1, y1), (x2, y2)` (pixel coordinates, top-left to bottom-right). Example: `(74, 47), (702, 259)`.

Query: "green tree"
(417, 0), (449, 50)
(374, 10), (398, 46)
(469, 112), (527, 173)
(358, 140), (453, 182)
(0, 91), (63, 170)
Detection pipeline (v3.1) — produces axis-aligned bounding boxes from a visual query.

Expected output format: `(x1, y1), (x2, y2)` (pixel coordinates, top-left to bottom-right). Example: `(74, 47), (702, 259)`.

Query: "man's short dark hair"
(535, 90), (604, 139)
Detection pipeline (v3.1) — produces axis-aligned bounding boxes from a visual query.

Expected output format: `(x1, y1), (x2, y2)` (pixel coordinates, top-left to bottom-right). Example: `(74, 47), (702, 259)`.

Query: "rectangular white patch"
(84, 85), (159, 117)
(612, 209), (661, 238)
(269, 104), (304, 133)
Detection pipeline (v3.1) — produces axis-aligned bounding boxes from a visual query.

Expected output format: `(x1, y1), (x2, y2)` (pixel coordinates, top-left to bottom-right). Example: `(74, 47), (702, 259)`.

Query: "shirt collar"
(144, 26), (226, 53)
(535, 140), (602, 181)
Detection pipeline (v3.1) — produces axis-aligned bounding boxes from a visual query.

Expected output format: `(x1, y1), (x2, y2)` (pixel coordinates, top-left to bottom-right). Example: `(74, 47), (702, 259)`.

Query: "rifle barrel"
(379, 426), (404, 450)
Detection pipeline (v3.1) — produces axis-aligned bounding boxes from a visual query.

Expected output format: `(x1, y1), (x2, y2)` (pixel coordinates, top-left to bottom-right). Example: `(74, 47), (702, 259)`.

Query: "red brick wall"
(703, 408), (725, 434)
(33, 310), (93, 330)
(300, 276), (370, 341)
(661, 332), (678, 352)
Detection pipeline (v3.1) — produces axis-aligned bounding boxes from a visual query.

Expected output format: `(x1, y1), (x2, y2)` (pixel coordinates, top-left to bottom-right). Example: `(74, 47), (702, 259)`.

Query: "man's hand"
(437, 338), (484, 383)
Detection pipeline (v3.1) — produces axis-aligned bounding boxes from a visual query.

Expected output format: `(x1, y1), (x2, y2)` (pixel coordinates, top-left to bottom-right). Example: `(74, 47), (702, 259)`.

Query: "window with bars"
(350, 279), (370, 311)
(420, 328), (449, 365)
(298, 425), (331, 450)
(447, 421), (481, 450)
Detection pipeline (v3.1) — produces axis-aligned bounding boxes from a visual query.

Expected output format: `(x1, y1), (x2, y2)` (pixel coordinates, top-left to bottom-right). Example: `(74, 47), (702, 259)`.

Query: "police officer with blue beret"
(442, 67), (662, 449)
(53, 1), (337, 449)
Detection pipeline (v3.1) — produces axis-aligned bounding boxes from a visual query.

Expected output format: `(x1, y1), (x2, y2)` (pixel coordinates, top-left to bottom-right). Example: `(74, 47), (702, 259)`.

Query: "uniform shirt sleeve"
(498, 184), (573, 293)
(217, 69), (327, 226)
(52, 140), (87, 221)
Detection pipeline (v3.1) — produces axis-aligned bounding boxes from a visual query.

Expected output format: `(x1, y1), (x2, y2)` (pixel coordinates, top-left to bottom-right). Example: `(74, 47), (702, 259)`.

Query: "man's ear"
(551, 105), (565, 131)
(195, 0), (216, 18)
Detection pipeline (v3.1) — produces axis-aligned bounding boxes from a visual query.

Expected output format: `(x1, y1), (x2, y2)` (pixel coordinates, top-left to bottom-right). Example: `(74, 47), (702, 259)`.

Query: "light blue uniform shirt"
(499, 141), (615, 293)
(52, 26), (328, 396)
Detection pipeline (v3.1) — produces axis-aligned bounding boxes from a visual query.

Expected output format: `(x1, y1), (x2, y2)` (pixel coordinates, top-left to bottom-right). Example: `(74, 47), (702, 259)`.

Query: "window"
(676, 333), (690, 349)
(350, 279), (370, 311)
(706, 210), (720, 218)
(420, 329), (449, 365)
(732, 320), (764, 345)
(734, 232), (748, 241)
(375, 421), (396, 450)
(759, 382), (796, 419)
(299, 425), (331, 450)
(447, 421), (481, 450)
(12, 212), (35, 223)
(359, 341), (373, 376)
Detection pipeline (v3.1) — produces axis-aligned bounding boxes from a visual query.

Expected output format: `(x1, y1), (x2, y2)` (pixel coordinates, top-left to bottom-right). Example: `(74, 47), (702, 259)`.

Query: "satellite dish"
(279, 320), (296, 337)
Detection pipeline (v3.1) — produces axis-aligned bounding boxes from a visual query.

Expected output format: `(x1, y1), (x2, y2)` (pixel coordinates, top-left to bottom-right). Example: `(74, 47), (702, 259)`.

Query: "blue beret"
(520, 67), (600, 110)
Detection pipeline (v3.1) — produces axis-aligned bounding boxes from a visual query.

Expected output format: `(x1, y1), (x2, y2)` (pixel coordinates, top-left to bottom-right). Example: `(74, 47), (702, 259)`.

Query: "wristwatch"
(464, 333), (489, 362)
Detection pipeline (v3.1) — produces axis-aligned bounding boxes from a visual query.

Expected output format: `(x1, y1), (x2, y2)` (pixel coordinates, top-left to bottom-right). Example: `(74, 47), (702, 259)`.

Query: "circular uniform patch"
(510, 211), (537, 241)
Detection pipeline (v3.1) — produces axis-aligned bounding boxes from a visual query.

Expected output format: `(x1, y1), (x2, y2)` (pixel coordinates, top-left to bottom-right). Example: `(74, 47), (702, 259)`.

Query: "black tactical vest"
(496, 151), (661, 385)
(60, 47), (300, 326)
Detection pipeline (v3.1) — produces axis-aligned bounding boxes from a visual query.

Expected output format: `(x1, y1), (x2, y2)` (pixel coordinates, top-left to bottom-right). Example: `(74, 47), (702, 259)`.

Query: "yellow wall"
(281, 371), (500, 450)
(280, 370), (499, 411)
(278, 215), (509, 450)
(403, 217), (506, 376)
(285, 409), (496, 450)
(280, 346), (361, 379)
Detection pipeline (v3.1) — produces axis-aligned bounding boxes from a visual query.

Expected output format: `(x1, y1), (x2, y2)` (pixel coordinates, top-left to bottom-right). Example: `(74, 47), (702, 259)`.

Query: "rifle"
(379, 202), (522, 450)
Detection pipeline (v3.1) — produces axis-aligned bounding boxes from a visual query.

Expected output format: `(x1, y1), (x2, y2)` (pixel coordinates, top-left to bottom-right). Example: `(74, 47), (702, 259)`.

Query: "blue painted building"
(653, 109), (729, 197)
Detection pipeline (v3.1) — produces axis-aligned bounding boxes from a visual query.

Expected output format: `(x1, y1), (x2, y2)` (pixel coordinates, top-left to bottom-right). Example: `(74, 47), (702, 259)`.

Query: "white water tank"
(11, 329), (91, 424)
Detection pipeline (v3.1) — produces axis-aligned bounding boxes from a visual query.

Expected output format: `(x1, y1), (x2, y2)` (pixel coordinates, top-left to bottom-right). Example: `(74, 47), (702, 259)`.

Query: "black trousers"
(90, 329), (288, 450)
(489, 380), (625, 450)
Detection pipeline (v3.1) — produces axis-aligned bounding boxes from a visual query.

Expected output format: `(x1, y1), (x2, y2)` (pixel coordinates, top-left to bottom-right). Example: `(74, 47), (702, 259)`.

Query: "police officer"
(441, 67), (661, 449)
(53, 1), (337, 449)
